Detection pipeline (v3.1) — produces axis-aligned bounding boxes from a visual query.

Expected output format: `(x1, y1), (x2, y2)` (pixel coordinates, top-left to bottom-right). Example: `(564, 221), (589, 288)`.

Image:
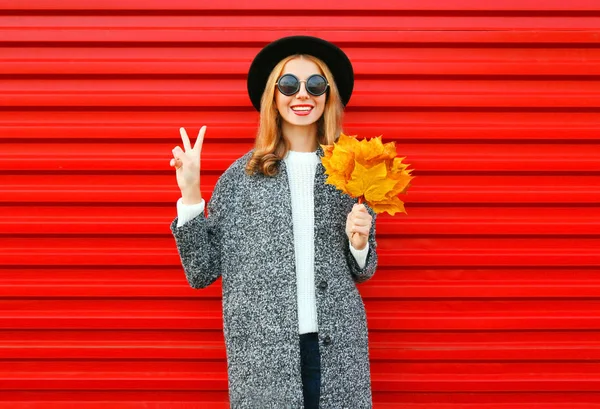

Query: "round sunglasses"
(276, 73), (329, 97)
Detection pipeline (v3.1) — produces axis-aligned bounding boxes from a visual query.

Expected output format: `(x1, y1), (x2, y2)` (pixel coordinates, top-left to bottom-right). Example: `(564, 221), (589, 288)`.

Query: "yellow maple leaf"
(327, 143), (355, 179)
(325, 172), (351, 195)
(357, 136), (385, 162)
(370, 195), (406, 216)
(386, 172), (414, 198)
(346, 161), (398, 202)
(335, 132), (360, 151)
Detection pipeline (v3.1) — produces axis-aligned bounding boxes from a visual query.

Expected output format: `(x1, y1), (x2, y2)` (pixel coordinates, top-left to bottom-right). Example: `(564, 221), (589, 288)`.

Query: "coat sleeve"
(345, 204), (378, 284)
(169, 170), (231, 289)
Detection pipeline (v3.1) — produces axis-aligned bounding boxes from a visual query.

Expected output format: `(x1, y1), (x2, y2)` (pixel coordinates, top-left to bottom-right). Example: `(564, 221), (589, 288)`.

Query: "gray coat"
(170, 145), (378, 409)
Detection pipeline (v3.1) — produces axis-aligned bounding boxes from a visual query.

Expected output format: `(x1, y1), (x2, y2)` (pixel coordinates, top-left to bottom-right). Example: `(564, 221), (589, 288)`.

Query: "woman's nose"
(296, 82), (310, 98)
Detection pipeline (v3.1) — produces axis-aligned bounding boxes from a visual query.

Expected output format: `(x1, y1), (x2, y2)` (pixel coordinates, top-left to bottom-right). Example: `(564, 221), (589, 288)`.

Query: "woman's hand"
(170, 126), (206, 203)
(346, 203), (372, 250)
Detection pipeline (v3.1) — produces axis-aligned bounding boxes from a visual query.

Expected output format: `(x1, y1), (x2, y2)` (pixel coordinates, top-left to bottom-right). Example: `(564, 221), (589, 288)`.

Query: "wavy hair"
(245, 54), (345, 177)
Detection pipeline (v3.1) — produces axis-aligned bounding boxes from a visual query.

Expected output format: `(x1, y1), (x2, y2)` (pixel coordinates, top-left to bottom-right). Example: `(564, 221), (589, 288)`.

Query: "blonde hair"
(245, 54), (345, 177)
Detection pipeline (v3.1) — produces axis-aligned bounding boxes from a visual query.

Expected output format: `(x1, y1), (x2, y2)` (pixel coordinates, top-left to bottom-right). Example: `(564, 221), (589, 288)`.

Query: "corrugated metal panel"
(1, 0), (599, 407)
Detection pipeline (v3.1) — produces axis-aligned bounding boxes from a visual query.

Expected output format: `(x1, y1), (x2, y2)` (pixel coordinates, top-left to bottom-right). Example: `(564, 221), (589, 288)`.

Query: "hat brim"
(247, 35), (354, 112)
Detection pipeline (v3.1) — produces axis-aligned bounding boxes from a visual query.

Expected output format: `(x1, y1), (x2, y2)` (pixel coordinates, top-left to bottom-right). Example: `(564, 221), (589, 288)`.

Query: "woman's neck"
(281, 122), (318, 152)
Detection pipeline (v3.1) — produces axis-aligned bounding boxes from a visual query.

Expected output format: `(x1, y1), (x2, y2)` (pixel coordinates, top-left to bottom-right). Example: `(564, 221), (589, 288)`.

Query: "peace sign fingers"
(172, 126), (204, 194)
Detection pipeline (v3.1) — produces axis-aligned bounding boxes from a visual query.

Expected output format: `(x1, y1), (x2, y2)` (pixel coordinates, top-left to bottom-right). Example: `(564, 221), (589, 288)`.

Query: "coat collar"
(315, 144), (325, 158)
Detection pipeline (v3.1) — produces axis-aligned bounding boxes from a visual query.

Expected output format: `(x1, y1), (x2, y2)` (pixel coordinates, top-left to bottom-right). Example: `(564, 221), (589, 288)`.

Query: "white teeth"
(291, 107), (312, 111)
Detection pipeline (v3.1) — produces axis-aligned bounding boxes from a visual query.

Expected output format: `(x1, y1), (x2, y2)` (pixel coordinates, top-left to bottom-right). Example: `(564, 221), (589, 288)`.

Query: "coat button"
(318, 280), (328, 290)
(323, 335), (332, 346)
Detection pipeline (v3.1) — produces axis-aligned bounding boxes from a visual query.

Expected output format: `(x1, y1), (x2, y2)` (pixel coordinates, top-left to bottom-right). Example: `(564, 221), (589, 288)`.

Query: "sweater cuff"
(349, 241), (369, 269)
(176, 196), (205, 227)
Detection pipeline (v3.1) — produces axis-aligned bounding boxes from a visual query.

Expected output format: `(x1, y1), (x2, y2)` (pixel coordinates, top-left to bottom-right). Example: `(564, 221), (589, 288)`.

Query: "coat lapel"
(313, 145), (333, 242)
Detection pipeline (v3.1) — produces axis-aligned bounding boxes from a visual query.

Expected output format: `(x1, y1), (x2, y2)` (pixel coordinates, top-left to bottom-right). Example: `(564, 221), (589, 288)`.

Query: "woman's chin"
(282, 114), (319, 127)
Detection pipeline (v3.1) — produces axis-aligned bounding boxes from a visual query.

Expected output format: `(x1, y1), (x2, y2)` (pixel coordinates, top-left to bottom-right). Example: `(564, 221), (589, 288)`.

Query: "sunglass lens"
(278, 74), (299, 96)
(307, 75), (327, 96)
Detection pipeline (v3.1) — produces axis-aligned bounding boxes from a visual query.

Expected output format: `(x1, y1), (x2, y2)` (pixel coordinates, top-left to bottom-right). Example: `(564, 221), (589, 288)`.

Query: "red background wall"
(1, 1), (600, 408)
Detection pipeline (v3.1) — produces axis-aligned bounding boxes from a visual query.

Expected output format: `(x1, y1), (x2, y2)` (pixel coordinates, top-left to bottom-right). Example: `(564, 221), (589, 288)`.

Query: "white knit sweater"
(176, 150), (369, 334)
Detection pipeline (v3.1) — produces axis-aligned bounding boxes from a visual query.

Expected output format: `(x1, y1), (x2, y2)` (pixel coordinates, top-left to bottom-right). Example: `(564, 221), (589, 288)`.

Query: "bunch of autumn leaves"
(320, 133), (414, 216)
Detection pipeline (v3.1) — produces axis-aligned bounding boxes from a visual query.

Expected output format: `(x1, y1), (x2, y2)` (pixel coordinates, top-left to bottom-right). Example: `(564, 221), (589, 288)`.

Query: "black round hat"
(247, 35), (354, 112)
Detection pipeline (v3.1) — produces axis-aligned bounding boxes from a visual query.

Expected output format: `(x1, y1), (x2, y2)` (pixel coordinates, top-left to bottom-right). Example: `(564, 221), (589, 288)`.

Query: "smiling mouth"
(291, 106), (313, 112)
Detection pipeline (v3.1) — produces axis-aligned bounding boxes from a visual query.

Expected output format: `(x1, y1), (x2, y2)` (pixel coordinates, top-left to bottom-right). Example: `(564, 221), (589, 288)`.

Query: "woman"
(169, 35), (378, 409)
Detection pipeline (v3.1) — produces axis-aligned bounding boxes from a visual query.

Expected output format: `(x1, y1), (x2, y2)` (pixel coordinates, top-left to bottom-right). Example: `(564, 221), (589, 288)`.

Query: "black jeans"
(299, 332), (321, 409)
